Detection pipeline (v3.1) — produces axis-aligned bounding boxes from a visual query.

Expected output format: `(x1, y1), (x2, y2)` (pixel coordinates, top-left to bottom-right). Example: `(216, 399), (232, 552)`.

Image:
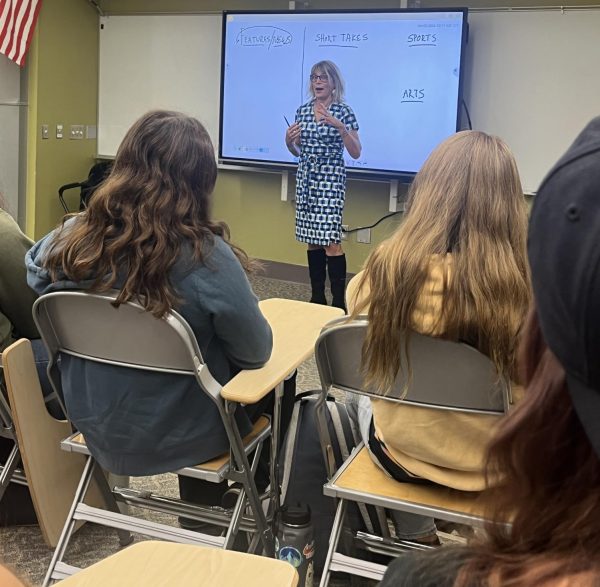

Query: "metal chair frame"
(33, 291), (276, 585)
(0, 360), (28, 502)
(314, 318), (511, 585)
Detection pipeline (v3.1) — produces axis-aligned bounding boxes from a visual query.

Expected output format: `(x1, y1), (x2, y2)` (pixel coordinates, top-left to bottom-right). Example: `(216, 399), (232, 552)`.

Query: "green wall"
(26, 0), (594, 272)
(26, 0), (98, 239)
(212, 172), (403, 269)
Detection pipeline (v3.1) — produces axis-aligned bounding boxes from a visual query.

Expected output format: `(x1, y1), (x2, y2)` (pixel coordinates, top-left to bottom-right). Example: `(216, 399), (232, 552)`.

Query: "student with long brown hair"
(380, 117), (600, 586)
(26, 110), (290, 519)
(346, 130), (531, 542)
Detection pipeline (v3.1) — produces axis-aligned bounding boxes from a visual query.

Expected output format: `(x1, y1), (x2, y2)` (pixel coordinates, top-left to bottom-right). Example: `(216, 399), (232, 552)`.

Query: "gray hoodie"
(26, 223), (272, 475)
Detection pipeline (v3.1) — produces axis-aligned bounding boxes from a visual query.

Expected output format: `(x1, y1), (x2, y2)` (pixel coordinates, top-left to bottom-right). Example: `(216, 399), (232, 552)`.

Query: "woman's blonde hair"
(308, 60), (345, 102)
(352, 131), (531, 392)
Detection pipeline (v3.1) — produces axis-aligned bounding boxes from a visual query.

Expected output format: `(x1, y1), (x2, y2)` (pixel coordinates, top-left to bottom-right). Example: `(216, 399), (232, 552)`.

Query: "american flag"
(0, 0), (42, 67)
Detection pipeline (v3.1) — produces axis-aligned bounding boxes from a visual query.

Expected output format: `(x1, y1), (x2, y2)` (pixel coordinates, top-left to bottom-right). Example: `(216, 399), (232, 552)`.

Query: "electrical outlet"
(357, 228), (371, 244)
(341, 224), (349, 240)
(56, 124), (63, 139)
(70, 125), (85, 139)
(41, 124), (49, 139)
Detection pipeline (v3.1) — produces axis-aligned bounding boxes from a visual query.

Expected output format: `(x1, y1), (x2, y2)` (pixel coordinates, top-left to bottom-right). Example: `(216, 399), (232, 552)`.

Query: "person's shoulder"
(209, 234), (239, 261)
(0, 209), (31, 247)
(181, 236), (242, 280)
(337, 101), (355, 113)
(381, 548), (471, 587)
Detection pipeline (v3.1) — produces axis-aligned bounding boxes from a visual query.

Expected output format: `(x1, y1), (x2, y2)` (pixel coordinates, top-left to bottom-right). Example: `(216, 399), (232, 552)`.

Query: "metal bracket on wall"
(389, 179), (399, 213)
(281, 171), (290, 202)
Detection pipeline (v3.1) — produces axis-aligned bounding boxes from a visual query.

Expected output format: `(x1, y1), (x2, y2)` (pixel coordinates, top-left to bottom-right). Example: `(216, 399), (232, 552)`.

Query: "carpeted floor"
(0, 275), (376, 586)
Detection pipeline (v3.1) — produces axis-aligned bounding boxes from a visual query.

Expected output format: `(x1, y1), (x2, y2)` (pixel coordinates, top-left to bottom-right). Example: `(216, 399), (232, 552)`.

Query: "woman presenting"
(285, 60), (361, 311)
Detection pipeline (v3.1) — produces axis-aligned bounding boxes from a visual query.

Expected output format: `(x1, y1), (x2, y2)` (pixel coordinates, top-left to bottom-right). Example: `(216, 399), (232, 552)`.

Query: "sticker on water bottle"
(306, 561), (314, 587)
(303, 540), (315, 560)
(278, 546), (303, 568)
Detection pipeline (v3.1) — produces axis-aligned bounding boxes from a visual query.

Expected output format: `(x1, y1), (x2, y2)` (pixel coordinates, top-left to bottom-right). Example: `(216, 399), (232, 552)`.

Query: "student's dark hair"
(43, 110), (256, 318)
(453, 307), (600, 586)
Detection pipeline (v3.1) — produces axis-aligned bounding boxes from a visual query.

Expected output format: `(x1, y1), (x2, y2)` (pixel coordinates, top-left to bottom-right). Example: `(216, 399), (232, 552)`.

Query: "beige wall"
(25, 0), (593, 272)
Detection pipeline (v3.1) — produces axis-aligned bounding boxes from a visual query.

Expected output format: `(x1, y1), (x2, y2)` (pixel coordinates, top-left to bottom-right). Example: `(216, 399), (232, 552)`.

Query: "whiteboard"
(98, 14), (221, 157)
(0, 54), (21, 218)
(220, 12), (464, 174)
(464, 10), (600, 192)
(98, 10), (600, 193)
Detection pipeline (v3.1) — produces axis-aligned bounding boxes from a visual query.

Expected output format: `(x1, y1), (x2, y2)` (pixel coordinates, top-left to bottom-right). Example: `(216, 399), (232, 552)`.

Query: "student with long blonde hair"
(381, 117), (600, 587)
(347, 130), (531, 542)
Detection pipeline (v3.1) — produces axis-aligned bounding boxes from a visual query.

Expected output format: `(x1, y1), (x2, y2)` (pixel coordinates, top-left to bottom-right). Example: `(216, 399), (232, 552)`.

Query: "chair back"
(315, 318), (510, 415)
(32, 291), (222, 404)
(314, 319), (510, 478)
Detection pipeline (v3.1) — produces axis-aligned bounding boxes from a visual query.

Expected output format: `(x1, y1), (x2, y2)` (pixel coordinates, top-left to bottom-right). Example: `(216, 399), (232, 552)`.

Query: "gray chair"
(314, 318), (511, 585)
(32, 291), (275, 585)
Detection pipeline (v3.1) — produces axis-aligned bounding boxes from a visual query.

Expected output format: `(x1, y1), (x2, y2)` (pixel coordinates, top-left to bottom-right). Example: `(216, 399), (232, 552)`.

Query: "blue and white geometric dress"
(294, 99), (359, 246)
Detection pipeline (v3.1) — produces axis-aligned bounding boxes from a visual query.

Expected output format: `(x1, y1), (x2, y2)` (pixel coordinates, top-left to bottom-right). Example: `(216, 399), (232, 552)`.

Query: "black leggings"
(178, 371), (296, 506)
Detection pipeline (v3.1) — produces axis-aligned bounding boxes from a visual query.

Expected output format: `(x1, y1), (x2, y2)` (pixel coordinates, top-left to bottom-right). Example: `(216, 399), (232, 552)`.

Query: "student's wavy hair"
(351, 131), (531, 392)
(43, 110), (256, 318)
(308, 60), (346, 102)
(451, 308), (600, 586)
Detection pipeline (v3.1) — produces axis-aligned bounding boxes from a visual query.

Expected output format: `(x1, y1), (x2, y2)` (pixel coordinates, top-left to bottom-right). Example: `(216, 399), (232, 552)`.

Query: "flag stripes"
(0, 0), (42, 67)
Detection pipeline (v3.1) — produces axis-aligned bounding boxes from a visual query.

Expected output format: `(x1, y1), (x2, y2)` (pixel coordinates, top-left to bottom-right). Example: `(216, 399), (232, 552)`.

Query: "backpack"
(0, 437), (37, 526)
(280, 391), (385, 574)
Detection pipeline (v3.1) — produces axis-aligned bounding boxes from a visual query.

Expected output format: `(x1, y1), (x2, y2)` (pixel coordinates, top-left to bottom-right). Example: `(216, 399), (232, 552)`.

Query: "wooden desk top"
(221, 299), (343, 404)
(56, 541), (298, 586)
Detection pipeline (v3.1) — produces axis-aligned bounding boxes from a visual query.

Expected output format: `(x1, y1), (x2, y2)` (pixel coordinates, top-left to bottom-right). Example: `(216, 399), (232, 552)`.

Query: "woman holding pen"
(285, 60), (361, 311)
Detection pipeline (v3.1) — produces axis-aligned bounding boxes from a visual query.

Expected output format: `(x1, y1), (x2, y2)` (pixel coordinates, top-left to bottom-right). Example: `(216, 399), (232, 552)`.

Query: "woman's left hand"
(315, 103), (345, 133)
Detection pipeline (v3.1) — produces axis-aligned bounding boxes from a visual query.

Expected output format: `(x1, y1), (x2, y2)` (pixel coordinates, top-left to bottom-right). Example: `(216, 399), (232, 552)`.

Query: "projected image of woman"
(285, 60), (361, 311)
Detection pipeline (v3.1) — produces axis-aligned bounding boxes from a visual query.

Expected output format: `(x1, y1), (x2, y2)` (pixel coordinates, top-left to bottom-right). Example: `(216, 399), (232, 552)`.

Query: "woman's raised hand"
(314, 103), (344, 132)
(286, 122), (301, 146)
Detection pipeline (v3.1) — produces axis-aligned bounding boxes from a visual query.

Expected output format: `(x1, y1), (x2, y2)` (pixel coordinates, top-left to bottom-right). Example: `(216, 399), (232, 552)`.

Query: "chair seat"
(326, 446), (490, 527)
(55, 541), (298, 586)
(66, 415), (271, 474)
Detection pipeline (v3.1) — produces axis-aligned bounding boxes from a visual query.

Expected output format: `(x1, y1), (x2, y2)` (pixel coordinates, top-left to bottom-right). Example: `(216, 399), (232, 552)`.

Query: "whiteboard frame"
(218, 8), (469, 179)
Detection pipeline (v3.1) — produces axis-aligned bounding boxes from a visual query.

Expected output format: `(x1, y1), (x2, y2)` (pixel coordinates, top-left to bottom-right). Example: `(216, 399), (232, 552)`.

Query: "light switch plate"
(41, 124), (49, 139)
(70, 125), (85, 139)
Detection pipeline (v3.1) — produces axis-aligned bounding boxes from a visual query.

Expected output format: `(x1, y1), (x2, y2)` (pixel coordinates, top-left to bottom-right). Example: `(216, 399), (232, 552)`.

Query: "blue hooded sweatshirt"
(26, 220), (272, 476)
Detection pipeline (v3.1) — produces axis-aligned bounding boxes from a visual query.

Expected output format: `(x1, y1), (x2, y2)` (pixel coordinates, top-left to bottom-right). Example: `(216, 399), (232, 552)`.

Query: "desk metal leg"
(268, 379), (284, 531)
(224, 401), (275, 557)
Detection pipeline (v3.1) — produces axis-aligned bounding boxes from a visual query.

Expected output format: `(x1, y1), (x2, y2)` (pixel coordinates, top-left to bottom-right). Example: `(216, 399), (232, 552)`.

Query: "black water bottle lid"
(281, 504), (311, 527)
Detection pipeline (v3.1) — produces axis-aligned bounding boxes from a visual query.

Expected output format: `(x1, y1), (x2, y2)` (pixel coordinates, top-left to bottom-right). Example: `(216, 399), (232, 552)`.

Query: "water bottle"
(277, 504), (315, 587)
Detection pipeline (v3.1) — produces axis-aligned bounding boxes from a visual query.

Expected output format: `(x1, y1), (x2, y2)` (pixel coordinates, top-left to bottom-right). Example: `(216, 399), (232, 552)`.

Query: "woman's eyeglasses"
(310, 74), (329, 82)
